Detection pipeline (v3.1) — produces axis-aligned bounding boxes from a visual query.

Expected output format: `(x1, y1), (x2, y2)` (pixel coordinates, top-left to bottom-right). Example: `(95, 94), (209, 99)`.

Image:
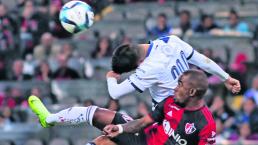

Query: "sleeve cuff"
(222, 73), (230, 82)
(128, 78), (144, 93)
(130, 82), (143, 93)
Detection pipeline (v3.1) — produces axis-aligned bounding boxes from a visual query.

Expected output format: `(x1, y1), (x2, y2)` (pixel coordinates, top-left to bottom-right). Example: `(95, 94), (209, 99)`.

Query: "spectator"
(224, 10), (249, 34)
(135, 101), (150, 118)
(3, 87), (27, 109)
(249, 107), (258, 134)
(210, 96), (236, 130)
(83, 99), (95, 107)
(9, 59), (32, 81)
(11, 87), (27, 108)
(194, 14), (219, 33)
(53, 54), (80, 80)
(19, 0), (48, 56)
(121, 36), (132, 44)
(0, 93), (5, 107)
(33, 32), (61, 61)
(216, 119), (228, 143)
(0, 57), (7, 80)
(61, 43), (73, 59)
(35, 60), (52, 82)
(105, 98), (129, 115)
(0, 109), (14, 129)
(0, 111), (5, 128)
(62, 43), (83, 76)
(1, 88), (15, 109)
(237, 98), (256, 125)
(0, 3), (15, 52)
(106, 99), (120, 111)
(147, 13), (172, 37)
(23, 54), (36, 77)
(238, 123), (258, 140)
(178, 10), (192, 37)
(244, 75), (258, 104)
(0, 107), (15, 122)
(30, 87), (52, 105)
(91, 37), (112, 59)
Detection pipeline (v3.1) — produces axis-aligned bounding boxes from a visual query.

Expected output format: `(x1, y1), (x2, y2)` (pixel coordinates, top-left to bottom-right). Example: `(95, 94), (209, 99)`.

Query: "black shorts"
(111, 113), (147, 145)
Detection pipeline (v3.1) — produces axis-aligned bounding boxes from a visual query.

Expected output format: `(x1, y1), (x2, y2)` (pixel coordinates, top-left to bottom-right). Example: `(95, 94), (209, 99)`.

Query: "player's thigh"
(110, 113), (147, 145)
(93, 108), (117, 130)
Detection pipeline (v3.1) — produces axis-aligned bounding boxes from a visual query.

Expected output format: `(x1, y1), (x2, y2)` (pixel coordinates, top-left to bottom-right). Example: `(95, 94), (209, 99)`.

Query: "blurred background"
(0, 0), (258, 145)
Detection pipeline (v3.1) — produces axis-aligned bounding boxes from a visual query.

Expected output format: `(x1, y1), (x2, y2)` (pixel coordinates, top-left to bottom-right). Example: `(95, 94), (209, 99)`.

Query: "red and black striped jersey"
(144, 96), (216, 145)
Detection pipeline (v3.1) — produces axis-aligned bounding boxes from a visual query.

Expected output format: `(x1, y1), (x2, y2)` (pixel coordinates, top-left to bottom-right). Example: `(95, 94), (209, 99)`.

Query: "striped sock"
(46, 106), (98, 126)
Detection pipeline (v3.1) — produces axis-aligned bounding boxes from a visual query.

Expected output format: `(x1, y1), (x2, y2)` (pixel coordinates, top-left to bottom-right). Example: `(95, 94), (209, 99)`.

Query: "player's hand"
(106, 71), (121, 80)
(224, 76), (241, 94)
(103, 124), (121, 138)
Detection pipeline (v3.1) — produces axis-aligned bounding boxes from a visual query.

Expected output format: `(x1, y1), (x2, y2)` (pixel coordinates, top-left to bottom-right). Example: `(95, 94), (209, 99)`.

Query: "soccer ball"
(59, 0), (94, 33)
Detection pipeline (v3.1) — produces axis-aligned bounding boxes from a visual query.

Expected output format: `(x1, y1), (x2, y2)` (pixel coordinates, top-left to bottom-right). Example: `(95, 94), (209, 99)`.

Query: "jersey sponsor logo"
(163, 120), (187, 145)
(185, 123), (196, 134)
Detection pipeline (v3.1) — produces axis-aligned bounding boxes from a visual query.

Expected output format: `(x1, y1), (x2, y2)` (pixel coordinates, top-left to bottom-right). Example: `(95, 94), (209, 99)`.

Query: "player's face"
(174, 75), (192, 107)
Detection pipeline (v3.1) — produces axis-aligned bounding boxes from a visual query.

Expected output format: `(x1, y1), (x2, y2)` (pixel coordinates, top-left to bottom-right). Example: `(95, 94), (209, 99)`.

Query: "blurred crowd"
(0, 0), (258, 145)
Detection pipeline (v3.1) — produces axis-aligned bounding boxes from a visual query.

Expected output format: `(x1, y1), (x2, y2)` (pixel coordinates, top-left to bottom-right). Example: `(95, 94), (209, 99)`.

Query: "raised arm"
(168, 35), (241, 94)
(106, 65), (158, 99)
(188, 51), (241, 93)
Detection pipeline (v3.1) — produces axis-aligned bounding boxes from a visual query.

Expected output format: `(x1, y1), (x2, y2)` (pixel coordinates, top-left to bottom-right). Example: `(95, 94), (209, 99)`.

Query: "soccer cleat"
(28, 95), (53, 128)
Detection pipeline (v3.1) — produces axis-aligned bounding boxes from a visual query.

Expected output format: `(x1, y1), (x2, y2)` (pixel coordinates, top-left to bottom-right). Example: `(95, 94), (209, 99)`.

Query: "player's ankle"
(45, 114), (56, 124)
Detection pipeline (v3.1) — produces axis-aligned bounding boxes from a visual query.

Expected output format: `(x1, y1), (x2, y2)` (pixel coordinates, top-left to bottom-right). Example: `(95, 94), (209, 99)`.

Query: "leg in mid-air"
(28, 95), (117, 130)
(29, 96), (141, 145)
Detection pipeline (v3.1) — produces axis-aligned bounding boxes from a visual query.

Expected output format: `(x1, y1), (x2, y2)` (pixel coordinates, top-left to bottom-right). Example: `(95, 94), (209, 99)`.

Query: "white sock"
(46, 106), (98, 126)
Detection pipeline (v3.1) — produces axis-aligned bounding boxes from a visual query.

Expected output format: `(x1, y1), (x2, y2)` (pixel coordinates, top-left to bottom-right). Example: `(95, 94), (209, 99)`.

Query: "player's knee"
(93, 107), (115, 119)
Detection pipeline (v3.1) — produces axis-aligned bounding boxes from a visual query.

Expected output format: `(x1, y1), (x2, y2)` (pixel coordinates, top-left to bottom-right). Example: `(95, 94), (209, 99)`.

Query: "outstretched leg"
(28, 95), (116, 130)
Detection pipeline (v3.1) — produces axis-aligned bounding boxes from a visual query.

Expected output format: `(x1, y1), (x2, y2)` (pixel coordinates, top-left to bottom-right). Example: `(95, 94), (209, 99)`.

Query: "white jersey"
(128, 35), (194, 103)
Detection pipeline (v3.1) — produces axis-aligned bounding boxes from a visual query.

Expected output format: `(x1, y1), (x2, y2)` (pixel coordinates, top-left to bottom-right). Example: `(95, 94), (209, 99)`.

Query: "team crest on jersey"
(185, 123), (196, 134)
(161, 44), (175, 56)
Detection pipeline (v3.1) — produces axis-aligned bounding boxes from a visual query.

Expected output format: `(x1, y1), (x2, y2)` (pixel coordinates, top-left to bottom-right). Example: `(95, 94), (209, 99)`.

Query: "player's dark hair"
(180, 10), (191, 18)
(183, 69), (208, 98)
(112, 44), (141, 74)
(201, 14), (213, 23)
(229, 9), (239, 19)
(158, 13), (167, 19)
